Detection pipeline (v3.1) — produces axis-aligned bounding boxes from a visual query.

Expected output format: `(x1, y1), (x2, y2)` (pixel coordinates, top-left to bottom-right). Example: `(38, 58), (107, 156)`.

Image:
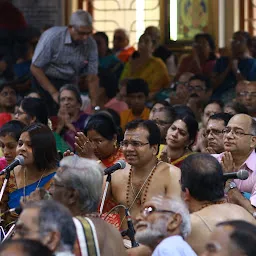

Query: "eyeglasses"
(49, 182), (66, 189)
(222, 127), (254, 137)
(15, 109), (26, 116)
(175, 81), (188, 87)
(204, 129), (223, 137)
(1, 91), (16, 97)
(120, 140), (149, 148)
(73, 26), (92, 36)
(238, 91), (256, 98)
(188, 85), (206, 92)
(141, 206), (175, 218)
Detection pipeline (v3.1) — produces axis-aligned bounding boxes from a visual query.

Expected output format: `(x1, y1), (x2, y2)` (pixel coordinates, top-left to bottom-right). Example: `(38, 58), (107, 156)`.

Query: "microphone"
(0, 155), (24, 176)
(104, 160), (126, 175)
(0, 207), (22, 217)
(223, 169), (249, 180)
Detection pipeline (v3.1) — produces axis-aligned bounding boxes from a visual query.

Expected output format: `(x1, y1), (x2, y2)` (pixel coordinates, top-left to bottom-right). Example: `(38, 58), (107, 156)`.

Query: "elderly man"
(203, 112), (232, 154)
(31, 10), (98, 115)
(239, 81), (256, 117)
(135, 196), (196, 256)
(14, 200), (76, 256)
(202, 220), (256, 256)
(113, 28), (135, 63)
(149, 106), (176, 144)
(48, 156), (126, 256)
(180, 153), (255, 255)
(214, 114), (256, 215)
(108, 120), (181, 228)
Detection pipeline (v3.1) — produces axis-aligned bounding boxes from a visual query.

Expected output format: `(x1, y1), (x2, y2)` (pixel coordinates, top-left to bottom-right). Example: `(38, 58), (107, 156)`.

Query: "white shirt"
(152, 235), (197, 256)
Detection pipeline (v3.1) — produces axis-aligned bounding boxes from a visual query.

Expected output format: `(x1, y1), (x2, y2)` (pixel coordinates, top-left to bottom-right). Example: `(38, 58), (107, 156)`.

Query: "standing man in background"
(31, 9), (98, 115)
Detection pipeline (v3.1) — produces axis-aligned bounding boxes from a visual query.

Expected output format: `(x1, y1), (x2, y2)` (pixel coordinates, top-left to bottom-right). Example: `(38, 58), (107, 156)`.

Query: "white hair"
(114, 28), (129, 40)
(59, 155), (103, 213)
(166, 197), (191, 238)
(70, 9), (92, 27)
(135, 196), (191, 246)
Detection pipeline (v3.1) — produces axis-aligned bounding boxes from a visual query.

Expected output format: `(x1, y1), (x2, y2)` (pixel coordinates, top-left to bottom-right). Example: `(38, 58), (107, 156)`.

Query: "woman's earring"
(114, 140), (118, 149)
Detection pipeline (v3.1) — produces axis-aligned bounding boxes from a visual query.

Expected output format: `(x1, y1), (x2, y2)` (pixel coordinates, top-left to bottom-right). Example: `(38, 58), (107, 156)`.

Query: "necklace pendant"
(137, 199), (141, 205)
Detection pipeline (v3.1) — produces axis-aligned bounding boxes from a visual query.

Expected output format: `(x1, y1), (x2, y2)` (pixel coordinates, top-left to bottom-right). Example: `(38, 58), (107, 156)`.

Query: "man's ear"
(42, 231), (61, 252)
(183, 188), (191, 202)
(250, 136), (256, 149)
(67, 188), (79, 206)
(152, 144), (159, 156)
(167, 213), (182, 234)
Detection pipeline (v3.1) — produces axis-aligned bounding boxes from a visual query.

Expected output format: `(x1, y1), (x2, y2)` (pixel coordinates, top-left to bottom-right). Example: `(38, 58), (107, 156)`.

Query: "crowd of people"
(0, 4), (256, 256)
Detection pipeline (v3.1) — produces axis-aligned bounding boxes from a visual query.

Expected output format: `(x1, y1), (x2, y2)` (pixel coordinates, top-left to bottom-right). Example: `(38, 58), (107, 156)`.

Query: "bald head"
(228, 114), (256, 135)
(224, 114), (256, 154)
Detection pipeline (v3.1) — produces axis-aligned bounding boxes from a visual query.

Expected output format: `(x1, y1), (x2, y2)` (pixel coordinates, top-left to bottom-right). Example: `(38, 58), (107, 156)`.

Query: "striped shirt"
(32, 26), (98, 81)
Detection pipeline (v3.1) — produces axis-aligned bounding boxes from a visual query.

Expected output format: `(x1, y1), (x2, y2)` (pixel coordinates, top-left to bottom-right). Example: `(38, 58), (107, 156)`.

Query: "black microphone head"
(237, 169), (249, 180)
(116, 160), (126, 169)
(15, 155), (25, 165)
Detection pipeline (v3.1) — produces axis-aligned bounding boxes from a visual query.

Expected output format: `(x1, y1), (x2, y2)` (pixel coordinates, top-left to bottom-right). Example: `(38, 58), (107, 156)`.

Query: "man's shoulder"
(193, 202), (255, 221)
(42, 26), (67, 38)
(158, 161), (180, 174)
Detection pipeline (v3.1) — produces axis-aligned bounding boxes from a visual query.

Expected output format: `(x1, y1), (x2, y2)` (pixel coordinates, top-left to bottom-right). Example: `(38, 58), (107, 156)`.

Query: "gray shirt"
(32, 26), (98, 81)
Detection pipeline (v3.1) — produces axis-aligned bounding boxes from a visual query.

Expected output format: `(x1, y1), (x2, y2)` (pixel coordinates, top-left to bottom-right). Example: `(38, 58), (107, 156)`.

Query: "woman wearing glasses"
(0, 123), (58, 229)
(160, 115), (198, 168)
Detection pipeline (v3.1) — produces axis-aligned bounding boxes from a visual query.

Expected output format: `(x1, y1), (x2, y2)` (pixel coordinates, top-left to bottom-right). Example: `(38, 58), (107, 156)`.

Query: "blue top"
(8, 172), (56, 209)
(212, 56), (256, 99)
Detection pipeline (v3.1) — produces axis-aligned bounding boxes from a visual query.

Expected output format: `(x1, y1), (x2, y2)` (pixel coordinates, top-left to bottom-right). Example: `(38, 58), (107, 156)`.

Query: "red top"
(177, 54), (216, 78)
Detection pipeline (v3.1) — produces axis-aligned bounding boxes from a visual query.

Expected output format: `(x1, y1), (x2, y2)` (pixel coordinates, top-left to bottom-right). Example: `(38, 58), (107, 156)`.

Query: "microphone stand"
(99, 173), (112, 215)
(121, 209), (139, 248)
(0, 168), (11, 203)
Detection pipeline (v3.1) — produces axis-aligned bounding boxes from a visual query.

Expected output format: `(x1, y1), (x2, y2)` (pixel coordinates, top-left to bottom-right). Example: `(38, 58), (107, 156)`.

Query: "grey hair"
(59, 155), (104, 213)
(59, 84), (82, 105)
(24, 200), (76, 253)
(114, 28), (129, 40)
(251, 118), (256, 136)
(70, 9), (92, 27)
(166, 197), (191, 239)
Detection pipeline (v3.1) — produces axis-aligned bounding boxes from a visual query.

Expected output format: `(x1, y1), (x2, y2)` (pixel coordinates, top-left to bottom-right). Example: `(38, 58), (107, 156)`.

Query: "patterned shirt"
(32, 26), (98, 81)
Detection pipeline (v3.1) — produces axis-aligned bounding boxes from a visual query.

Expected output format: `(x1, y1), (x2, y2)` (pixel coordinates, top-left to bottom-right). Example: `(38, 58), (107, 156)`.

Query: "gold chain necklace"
(23, 168), (46, 201)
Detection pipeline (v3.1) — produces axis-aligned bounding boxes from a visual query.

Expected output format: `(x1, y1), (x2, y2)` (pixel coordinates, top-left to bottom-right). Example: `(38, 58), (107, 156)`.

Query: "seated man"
(48, 156), (126, 256)
(0, 84), (17, 127)
(14, 200), (76, 256)
(239, 81), (256, 118)
(203, 220), (256, 256)
(203, 112), (232, 153)
(113, 29), (135, 63)
(135, 196), (196, 256)
(120, 79), (150, 131)
(180, 153), (255, 255)
(213, 114), (256, 214)
(149, 105), (176, 145)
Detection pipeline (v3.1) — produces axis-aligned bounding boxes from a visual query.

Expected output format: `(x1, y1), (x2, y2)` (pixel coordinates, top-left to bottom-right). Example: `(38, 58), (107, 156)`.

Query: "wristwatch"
(225, 181), (237, 194)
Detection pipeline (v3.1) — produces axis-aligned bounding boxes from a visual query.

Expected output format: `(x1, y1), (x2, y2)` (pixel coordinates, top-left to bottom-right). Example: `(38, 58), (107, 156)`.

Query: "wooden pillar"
(240, 0), (245, 31)
(248, 0), (253, 34)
